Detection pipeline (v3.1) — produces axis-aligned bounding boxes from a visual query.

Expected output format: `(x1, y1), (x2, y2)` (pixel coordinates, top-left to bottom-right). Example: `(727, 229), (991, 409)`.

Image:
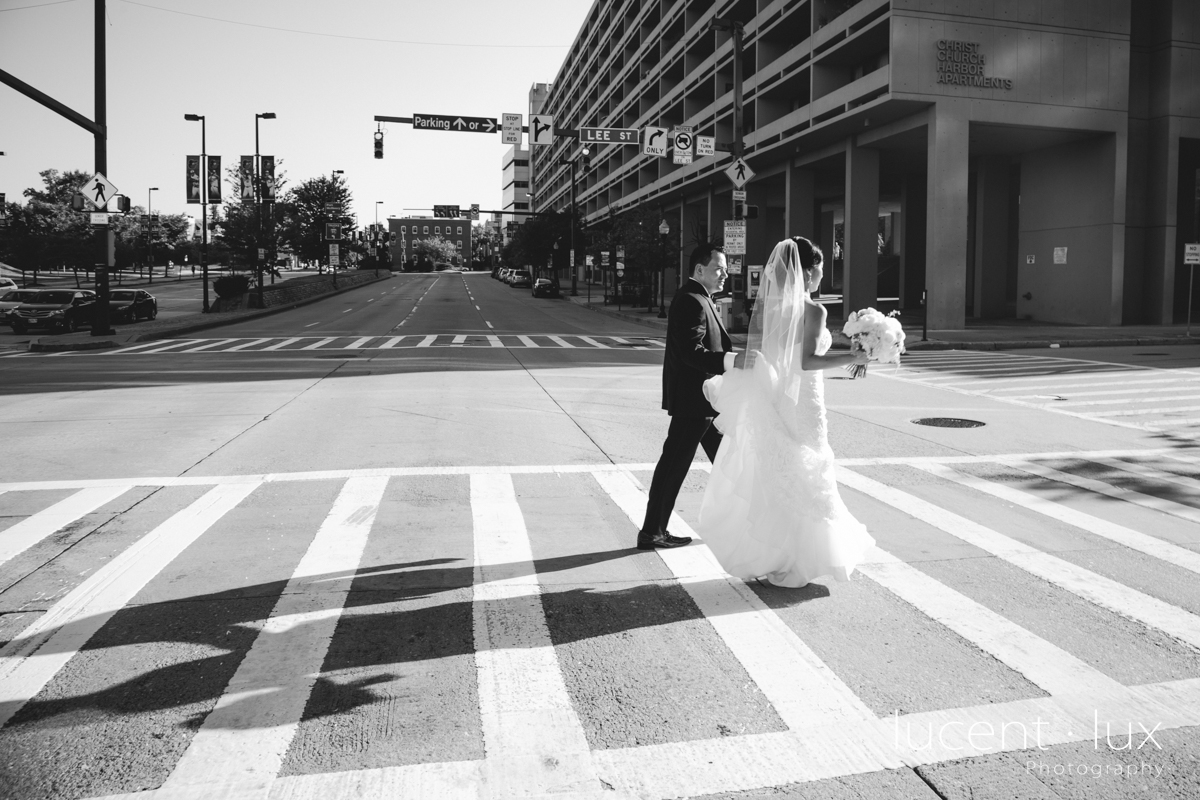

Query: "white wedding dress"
(698, 241), (875, 587)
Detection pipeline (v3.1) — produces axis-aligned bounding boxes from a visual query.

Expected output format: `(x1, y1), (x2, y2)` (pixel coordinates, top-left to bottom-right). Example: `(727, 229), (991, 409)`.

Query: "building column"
(925, 101), (970, 329)
(786, 165), (816, 241)
(973, 156), (1010, 319)
(844, 139), (880, 314)
(820, 207), (837, 295)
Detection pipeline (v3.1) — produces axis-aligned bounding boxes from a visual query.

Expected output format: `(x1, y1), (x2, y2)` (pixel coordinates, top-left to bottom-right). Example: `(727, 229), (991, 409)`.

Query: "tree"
(502, 210), (570, 279)
(215, 161), (290, 269)
(411, 235), (459, 270)
(278, 172), (355, 266)
(0, 169), (92, 285)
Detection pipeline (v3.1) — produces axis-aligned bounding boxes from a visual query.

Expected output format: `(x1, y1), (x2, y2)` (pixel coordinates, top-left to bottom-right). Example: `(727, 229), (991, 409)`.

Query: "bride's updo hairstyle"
(789, 236), (824, 276)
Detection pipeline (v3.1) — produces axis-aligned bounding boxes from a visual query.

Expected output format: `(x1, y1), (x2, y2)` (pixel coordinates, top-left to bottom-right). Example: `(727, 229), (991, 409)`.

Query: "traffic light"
(71, 193), (87, 211)
(374, 130), (384, 159)
(733, 203), (759, 220)
(115, 195), (131, 214)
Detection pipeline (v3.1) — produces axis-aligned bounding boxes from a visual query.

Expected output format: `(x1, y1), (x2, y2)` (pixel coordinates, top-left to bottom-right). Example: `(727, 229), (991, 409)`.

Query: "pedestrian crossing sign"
(81, 172), (119, 210)
(725, 158), (753, 189)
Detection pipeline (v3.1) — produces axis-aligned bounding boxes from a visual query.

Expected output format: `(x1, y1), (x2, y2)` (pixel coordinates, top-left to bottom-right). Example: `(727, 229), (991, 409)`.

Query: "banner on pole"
(261, 156), (275, 201)
(206, 155), (222, 204)
(240, 156), (255, 200)
(186, 156), (201, 204)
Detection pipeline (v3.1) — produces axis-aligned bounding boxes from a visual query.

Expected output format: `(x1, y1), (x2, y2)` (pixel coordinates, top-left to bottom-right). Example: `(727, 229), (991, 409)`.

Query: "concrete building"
(388, 216), (472, 270)
(530, 0), (1200, 328)
(501, 145), (531, 246)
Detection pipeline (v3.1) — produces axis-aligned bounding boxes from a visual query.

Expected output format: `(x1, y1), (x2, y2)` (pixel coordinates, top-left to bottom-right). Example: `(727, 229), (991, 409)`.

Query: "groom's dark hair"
(688, 240), (725, 275)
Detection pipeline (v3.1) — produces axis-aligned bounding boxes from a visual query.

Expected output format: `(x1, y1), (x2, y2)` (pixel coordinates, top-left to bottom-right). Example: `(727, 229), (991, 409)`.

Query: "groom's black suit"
(640, 278), (734, 543)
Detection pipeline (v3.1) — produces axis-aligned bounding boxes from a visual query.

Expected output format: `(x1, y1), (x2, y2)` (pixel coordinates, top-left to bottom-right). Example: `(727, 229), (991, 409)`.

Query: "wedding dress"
(698, 240), (875, 587)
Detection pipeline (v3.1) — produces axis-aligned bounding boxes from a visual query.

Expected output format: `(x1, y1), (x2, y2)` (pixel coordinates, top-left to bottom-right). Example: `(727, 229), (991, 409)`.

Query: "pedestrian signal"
(374, 130), (384, 159)
(733, 203), (759, 221)
(71, 193), (87, 212)
(115, 195), (131, 214)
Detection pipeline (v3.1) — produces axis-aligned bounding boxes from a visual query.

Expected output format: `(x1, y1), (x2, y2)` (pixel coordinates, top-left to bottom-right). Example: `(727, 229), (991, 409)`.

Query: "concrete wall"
(1017, 134), (1121, 324)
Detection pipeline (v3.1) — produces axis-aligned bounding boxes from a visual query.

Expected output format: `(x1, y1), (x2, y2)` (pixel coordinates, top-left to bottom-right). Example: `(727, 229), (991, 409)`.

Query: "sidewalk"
(565, 292), (1200, 351)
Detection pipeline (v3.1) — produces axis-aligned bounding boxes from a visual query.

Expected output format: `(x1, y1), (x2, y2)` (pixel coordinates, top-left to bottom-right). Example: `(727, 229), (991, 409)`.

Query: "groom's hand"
(732, 351), (746, 370)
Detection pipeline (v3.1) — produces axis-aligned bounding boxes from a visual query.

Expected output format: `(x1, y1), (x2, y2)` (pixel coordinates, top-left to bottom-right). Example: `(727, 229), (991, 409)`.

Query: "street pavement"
(1, 273), (1199, 799)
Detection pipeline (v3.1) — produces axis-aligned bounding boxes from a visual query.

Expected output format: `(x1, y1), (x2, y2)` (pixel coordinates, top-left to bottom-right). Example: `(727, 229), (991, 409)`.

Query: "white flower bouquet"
(842, 307), (906, 379)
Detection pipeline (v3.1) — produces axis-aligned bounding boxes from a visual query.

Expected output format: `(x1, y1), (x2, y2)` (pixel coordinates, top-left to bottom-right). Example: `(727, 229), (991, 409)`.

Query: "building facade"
(501, 145), (531, 246)
(388, 216), (472, 270)
(531, 0), (1200, 328)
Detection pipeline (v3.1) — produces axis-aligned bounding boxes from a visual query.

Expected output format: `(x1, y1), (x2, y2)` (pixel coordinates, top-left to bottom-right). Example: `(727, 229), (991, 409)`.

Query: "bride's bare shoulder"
(804, 297), (827, 322)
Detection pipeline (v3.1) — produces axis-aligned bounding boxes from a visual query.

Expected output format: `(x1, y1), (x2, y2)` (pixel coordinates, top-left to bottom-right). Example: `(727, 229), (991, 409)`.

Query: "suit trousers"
(640, 415), (723, 536)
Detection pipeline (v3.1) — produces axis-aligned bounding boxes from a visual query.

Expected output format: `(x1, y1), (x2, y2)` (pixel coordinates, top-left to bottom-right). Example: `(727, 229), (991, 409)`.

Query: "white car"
(0, 288), (40, 326)
(0, 277), (18, 293)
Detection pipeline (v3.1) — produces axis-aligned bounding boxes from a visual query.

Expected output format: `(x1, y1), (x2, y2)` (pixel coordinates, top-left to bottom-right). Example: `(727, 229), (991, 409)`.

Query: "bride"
(698, 236), (875, 587)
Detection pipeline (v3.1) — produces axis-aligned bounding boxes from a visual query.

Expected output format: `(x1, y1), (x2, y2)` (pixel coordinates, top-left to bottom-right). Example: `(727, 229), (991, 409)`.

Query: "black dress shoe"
(636, 531), (692, 550)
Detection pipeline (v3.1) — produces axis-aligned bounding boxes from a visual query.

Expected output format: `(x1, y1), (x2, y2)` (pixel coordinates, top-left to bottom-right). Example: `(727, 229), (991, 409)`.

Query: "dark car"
(510, 270), (533, 288)
(532, 278), (560, 298)
(110, 289), (158, 322)
(8, 290), (97, 335)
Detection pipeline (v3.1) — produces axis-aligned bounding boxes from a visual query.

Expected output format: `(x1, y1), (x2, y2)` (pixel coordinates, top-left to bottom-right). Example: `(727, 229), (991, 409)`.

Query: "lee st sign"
(578, 127), (639, 145)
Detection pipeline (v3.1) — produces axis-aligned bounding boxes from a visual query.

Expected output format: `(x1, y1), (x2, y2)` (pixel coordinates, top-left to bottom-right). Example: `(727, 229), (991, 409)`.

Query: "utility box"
(716, 296), (734, 329)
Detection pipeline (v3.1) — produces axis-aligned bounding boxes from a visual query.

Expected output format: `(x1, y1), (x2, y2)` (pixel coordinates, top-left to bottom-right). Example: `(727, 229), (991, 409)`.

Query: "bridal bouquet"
(842, 308), (906, 379)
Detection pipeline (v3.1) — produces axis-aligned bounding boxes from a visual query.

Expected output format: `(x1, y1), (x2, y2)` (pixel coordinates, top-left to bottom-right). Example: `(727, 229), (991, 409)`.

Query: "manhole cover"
(912, 417), (986, 428)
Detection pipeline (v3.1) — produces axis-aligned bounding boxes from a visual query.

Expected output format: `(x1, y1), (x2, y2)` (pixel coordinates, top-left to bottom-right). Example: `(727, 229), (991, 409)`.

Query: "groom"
(638, 243), (743, 550)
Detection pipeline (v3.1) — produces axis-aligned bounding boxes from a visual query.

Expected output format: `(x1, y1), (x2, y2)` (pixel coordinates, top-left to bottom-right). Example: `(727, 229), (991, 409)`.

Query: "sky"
(0, 0), (591, 226)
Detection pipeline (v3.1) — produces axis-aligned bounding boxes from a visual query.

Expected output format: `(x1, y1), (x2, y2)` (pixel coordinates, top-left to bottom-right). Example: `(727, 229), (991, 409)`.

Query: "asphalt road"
(1, 272), (1199, 800)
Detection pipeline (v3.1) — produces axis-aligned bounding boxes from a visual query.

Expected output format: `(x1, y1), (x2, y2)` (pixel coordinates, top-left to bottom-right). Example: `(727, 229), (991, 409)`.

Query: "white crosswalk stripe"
(2, 334), (668, 357)
(2, 449), (1199, 799)
(890, 350), (1200, 435)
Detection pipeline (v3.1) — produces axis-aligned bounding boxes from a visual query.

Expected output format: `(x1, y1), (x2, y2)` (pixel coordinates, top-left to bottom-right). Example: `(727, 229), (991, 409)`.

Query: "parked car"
(0, 289), (42, 326)
(109, 289), (158, 322)
(0, 277), (18, 293)
(8, 290), (97, 335)
(531, 278), (560, 298)
(500, 268), (514, 283)
(510, 270), (532, 288)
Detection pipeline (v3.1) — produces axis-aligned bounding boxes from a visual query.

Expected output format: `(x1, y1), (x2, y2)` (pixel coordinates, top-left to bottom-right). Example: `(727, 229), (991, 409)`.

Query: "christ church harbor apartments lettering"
(935, 39), (1012, 90)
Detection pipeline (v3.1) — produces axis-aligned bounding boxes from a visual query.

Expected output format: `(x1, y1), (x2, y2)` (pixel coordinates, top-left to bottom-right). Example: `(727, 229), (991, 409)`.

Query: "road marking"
(1050, 388), (1200, 407)
(136, 340), (198, 355)
(989, 376), (1200, 394)
(1090, 403), (1200, 418)
(342, 308), (352, 313)
(0, 486), (129, 568)
(592, 470), (883, 732)
(300, 337), (338, 350)
(347, 336), (374, 349)
(160, 477), (388, 798)
(416, 335), (436, 347)
(176, 338), (241, 353)
(517, 335), (539, 348)
(838, 467), (1200, 651)
(1092, 455), (1200, 494)
(998, 458), (1200, 525)
(914, 462), (1200, 576)
(261, 337), (302, 351)
(486, 321), (494, 329)
(486, 335), (503, 348)
(452, 335), (467, 344)
(304, 322), (321, 328)
(379, 336), (406, 348)
(470, 473), (599, 795)
(0, 483), (258, 730)
(98, 341), (168, 355)
(547, 335), (575, 348)
(476, 305), (481, 310)
(577, 336), (610, 348)
(225, 338), (273, 352)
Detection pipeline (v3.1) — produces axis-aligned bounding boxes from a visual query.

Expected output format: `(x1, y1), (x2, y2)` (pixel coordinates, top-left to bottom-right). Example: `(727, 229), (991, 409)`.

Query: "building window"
(514, 181), (529, 188)
(515, 202), (529, 210)
(457, 226), (463, 235)
(400, 226), (406, 234)
(423, 226), (429, 234)
(434, 226), (440, 235)
(515, 159), (528, 167)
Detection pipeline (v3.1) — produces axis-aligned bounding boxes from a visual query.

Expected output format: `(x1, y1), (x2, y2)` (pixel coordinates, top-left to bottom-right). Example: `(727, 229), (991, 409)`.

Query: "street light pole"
(375, 201), (383, 269)
(147, 187), (158, 284)
(255, 112), (275, 308)
(183, 114), (209, 312)
(331, 170), (344, 286)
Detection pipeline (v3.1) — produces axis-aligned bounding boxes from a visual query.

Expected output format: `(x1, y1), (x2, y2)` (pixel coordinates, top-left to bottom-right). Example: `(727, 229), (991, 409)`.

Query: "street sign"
(579, 127), (638, 144)
(330, 254), (341, 267)
(1186, 243), (1200, 265)
(329, 244), (339, 255)
(258, 248), (267, 262)
(89, 212), (110, 226)
(724, 220), (746, 255)
(601, 251), (610, 266)
(325, 223), (342, 240)
(470, 204), (480, 221)
(412, 113), (497, 134)
(434, 205), (461, 218)
(725, 157), (754, 189)
(696, 135), (716, 157)
(733, 190), (746, 202)
(570, 250), (575, 267)
(529, 114), (554, 146)
(727, 256), (743, 275)
(81, 172), (118, 210)
(673, 126), (694, 165)
(643, 126), (668, 157)
(502, 113), (522, 144)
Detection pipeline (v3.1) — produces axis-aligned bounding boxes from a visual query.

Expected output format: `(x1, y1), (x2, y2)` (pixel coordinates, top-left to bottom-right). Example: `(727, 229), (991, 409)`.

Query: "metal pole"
(201, 118), (209, 312)
(570, 161), (578, 296)
(1188, 263), (1195, 337)
(922, 288), (928, 341)
(90, 0), (114, 336)
(147, 187), (156, 285)
(732, 24), (744, 160)
(255, 116), (263, 308)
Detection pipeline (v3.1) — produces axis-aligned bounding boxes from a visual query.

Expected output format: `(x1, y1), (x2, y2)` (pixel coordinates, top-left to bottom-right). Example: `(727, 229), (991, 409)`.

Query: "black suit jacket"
(662, 279), (733, 417)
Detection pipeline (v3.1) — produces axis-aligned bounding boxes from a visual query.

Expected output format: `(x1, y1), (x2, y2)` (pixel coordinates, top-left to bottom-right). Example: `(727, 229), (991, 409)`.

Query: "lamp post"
(254, 112), (275, 308)
(375, 201), (383, 268)
(147, 187), (158, 284)
(183, 114), (209, 311)
(330, 170), (343, 284)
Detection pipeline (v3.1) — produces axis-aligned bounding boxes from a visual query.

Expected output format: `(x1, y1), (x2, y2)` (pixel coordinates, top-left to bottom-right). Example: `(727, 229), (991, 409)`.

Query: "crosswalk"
(2, 334), (668, 358)
(2, 449), (1199, 798)
(893, 350), (1200, 435)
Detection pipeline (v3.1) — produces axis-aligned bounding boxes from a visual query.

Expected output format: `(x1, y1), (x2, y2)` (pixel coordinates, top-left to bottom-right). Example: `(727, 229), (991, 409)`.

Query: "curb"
(566, 295), (669, 331)
(28, 271), (394, 352)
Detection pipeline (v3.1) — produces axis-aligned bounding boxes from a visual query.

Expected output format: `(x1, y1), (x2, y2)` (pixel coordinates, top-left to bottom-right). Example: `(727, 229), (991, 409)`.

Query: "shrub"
(213, 274), (251, 298)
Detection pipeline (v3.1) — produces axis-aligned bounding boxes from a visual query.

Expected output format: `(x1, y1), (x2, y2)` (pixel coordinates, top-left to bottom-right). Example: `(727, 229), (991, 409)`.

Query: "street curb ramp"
(28, 270), (393, 352)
